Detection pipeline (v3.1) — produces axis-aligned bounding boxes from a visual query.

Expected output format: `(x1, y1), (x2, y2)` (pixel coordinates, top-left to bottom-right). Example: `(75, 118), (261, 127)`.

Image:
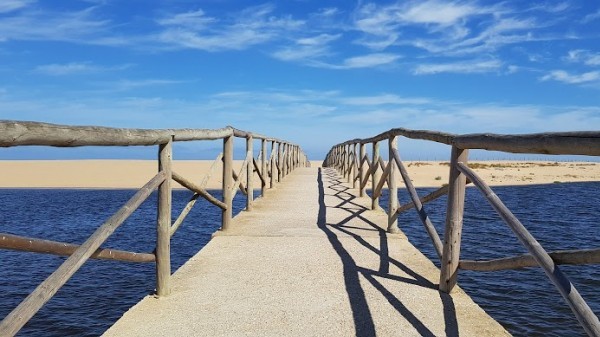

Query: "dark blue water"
(376, 182), (600, 336)
(1, 184), (599, 336)
(0, 188), (257, 337)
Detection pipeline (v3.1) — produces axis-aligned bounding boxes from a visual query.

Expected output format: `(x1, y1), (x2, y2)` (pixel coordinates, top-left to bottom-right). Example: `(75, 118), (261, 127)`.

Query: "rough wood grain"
(172, 171), (227, 210)
(439, 147), (469, 293)
(0, 233), (155, 263)
(170, 153), (223, 237)
(221, 136), (233, 231)
(392, 149), (443, 259)
(156, 139), (172, 297)
(0, 171), (165, 337)
(459, 248), (600, 271)
(457, 162), (600, 336)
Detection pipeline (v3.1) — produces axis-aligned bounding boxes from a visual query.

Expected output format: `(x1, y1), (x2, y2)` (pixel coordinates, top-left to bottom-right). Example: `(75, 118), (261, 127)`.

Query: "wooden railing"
(0, 121), (309, 337)
(323, 128), (600, 336)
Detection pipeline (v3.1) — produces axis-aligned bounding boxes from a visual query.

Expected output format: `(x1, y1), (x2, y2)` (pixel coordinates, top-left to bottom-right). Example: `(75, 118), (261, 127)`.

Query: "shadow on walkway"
(317, 168), (459, 336)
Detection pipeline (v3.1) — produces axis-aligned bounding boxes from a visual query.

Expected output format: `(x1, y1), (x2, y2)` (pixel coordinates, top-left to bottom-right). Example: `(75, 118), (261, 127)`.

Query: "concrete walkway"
(103, 167), (510, 336)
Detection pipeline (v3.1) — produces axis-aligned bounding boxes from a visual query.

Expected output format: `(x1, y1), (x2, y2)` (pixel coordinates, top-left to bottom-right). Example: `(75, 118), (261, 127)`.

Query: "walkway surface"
(103, 167), (510, 337)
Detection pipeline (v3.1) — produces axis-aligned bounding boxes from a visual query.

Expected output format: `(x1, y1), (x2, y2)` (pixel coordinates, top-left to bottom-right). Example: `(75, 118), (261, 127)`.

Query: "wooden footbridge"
(1, 121), (599, 336)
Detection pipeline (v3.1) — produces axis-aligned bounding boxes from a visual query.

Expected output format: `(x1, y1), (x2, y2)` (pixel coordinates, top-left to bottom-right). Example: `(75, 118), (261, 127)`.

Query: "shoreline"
(1, 160), (599, 189)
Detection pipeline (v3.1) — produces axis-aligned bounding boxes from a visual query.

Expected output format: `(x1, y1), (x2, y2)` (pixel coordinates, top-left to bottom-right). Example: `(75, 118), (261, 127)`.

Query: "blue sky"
(1, 0), (599, 160)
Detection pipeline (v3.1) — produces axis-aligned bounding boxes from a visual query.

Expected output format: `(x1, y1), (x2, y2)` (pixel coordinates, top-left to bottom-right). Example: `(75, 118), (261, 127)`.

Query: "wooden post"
(439, 146), (469, 293)
(156, 137), (172, 297)
(359, 143), (366, 197)
(346, 145), (351, 182)
(246, 136), (253, 211)
(222, 135), (233, 231)
(388, 136), (399, 233)
(277, 142), (283, 182)
(270, 141), (276, 188)
(350, 143), (358, 188)
(261, 139), (267, 196)
(371, 141), (380, 211)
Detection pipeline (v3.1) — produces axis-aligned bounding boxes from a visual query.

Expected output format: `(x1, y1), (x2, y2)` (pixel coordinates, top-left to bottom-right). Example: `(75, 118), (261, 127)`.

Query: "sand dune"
(1, 160), (598, 189)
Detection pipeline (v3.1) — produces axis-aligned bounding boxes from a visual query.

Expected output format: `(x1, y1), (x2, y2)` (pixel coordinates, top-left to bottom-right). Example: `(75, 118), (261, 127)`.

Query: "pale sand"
(0, 160), (599, 189)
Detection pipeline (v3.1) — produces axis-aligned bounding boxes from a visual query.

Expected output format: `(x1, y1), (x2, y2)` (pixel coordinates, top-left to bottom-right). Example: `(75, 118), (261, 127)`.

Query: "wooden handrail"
(459, 248), (600, 271)
(0, 120), (309, 336)
(325, 126), (600, 336)
(0, 233), (155, 263)
(328, 127), (600, 156)
(0, 171), (166, 337)
(0, 121), (303, 147)
(456, 162), (600, 336)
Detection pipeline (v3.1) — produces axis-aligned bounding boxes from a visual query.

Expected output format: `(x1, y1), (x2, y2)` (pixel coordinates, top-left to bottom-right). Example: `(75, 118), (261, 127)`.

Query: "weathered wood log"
(336, 127), (455, 147)
(454, 132), (600, 156)
(392, 149), (444, 259)
(221, 136), (233, 231)
(156, 139), (172, 297)
(0, 171), (165, 337)
(170, 153), (223, 237)
(246, 137), (254, 211)
(0, 233), (155, 263)
(371, 142), (381, 210)
(456, 162), (600, 336)
(171, 171), (227, 210)
(387, 136), (399, 233)
(261, 139), (267, 196)
(269, 141), (276, 188)
(359, 145), (367, 197)
(397, 185), (448, 215)
(329, 127), (600, 157)
(372, 161), (391, 200)
(359, 159), (375, 192)
(231, 169), (248, 196)
(253, 157), (266, 188)
(232, 153), (250, 194)
(439, 147), (469, 293)
(459, 248), (600, 271)
(0, 121), (234, 147)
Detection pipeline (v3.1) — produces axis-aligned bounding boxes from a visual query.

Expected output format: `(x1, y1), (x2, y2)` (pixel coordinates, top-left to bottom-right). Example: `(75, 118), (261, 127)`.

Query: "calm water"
(377, 182), (600, 336)
(0, 189), (255, 337)
(1, 183), (599, 336)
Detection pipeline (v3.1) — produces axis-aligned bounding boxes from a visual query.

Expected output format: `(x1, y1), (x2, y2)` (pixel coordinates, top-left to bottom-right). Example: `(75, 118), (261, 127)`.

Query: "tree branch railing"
(323, 127), (600, 336)
(0, 120), (309, 337)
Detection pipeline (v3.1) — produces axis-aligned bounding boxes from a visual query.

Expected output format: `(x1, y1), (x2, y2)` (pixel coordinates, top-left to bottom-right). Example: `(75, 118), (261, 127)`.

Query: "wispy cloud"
(340, 94), (430, 106)
(414, 59), (502, 75)
(566, 50), (600, 66)
(272, 34), (340, 61)
(540, 70), (600, 84)
(317, 53), (401, 69)
(156, 5), (304, 51)
(0, 0), (32, 13)
(582, 10), (600, 23)
(0, 6), (124, 45)
(34, 62), (131, 75)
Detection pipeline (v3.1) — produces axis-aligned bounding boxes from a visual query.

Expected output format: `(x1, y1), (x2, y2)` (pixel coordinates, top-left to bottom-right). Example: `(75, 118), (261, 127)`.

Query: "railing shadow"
(317, 168), (458, 336)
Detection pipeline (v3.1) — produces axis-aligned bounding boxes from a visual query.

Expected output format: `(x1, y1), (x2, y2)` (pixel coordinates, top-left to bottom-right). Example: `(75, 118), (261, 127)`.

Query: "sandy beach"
(0, 160), (598, 189)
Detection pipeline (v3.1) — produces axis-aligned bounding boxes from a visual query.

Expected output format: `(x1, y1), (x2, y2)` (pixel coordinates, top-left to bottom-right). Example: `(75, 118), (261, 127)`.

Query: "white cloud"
(566, 50), (600, 66)
(34, 62), (131, 75)
(156, 5), (304, 52)
(0, 6), (122, 45)
(340, 94), (430, 106)
(399, 1), (479, 26)
(582, 10), (600, 23)
(339, 53), (400, 69)
(272, 34), (340, 61)
(0, 0), (32, 13)
(541, 70), (600, 84)
(414, 59), (502, 75)
(157, 9), (215, 30)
